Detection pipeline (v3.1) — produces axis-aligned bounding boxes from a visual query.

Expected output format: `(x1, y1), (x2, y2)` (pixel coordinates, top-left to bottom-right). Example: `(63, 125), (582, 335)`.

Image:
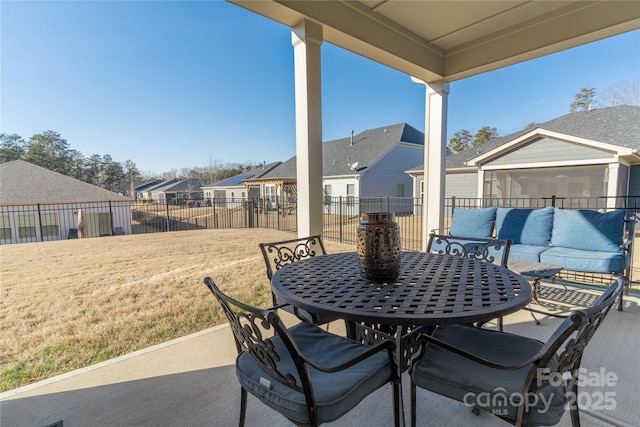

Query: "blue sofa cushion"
(496, 206), (554, 246)
(500, 244), (550, 263)
(550, 208), (625, 252)
(236, 322), (392, 425)
(540, 246), (626, 274)
(449, 207), (497, 239)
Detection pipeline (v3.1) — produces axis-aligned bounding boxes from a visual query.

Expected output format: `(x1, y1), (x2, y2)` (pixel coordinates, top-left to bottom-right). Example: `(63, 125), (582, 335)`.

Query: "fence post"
(212, 199), (217, 229)
(339, 196), (343, 243)
(37, 203), (43, 242)
(451, 196), (456, 215)
(551, 195), (556, 207)
(108, 201), (114, 235)
(165, 203), (170, 232)
(386, 195), (390, 212)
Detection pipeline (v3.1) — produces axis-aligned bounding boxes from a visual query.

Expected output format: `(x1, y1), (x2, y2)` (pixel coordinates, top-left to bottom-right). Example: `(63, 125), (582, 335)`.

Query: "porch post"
(606, 163), (620, 209)
(292, 20), (323, 237)
(412, 78), (449, 250)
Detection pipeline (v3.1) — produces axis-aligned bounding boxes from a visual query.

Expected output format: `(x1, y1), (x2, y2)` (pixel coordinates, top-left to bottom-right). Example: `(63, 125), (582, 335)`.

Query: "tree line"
(0, 130), (259, 198)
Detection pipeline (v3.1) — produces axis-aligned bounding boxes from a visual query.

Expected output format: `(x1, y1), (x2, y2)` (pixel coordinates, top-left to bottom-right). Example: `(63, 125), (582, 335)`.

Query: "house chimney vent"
(350, 130), (354, 146)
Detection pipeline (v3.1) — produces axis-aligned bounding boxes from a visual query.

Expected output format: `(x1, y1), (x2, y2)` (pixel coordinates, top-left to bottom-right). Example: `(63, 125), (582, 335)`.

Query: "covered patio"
(1, 283), (638, 426)
(228, 0), (639, 246)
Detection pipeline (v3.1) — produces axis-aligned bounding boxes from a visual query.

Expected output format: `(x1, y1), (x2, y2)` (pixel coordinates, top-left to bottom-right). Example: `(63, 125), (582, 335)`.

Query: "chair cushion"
(449, 207), (497, 239)
(496, 207), (554, 246)
(550, 208), (624, 252)
(412, 324), (567, 426)
(236, 322), (392, 425)
(540, 246), (626, 274)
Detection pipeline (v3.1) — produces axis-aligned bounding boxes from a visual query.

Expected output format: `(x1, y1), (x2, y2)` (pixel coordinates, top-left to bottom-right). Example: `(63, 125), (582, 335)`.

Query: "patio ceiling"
(229, 0), (640, 83)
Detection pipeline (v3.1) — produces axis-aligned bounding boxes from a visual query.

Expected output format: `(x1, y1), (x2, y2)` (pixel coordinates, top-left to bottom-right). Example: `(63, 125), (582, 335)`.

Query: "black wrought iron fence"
(2, 195), (638, 252)
(322, 196), (423, 250)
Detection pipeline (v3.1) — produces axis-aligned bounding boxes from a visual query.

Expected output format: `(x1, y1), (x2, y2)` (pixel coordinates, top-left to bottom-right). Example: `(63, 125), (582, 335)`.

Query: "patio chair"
(409, 277), (624, 427)
(427, 232), (513, 330)
(259, 235), (337, 325)
(203, 277), (401, 427)
(426, 232), (512, 267)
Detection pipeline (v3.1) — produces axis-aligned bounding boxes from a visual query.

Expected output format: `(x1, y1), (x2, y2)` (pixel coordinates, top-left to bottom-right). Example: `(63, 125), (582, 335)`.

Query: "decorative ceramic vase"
(357, 212), (401, 282)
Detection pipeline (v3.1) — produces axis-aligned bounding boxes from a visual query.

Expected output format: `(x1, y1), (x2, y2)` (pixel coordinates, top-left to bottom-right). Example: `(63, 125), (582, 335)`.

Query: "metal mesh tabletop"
(271, 251), (532, 326)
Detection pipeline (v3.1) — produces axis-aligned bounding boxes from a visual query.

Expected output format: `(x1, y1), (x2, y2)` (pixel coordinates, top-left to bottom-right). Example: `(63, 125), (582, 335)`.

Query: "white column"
(292, 20), (323, 237)
(606, 163), (620, 209)
(412, 78), (449, 250)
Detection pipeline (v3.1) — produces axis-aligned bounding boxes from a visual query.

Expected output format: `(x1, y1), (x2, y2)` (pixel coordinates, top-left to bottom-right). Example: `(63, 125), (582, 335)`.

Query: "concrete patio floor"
(1, 283), (639, 427)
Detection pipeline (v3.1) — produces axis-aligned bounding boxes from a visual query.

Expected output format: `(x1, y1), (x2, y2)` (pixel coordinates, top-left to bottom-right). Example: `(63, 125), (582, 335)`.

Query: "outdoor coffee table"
(508, 259), (563, 324)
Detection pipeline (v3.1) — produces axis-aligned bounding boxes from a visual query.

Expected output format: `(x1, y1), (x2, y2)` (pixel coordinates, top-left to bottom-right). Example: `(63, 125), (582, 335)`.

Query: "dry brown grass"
(0, 229), (353, 391)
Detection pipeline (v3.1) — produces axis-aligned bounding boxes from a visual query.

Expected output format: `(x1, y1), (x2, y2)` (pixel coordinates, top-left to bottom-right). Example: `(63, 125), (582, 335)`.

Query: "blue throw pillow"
(449, 207), (497, 239)
(550, 208), (625, 252)
(496, 206), (554, 246)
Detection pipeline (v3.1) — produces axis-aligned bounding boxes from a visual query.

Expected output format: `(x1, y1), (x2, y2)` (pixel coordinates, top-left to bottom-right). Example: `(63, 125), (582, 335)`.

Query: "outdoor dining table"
(271, 250), (532, 373)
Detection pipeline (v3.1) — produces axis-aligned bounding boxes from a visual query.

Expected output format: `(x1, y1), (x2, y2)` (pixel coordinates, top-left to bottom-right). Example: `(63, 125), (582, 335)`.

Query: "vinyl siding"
(359, 145), (422, 197)
(445, 172), (478, 199)
(485, 137), (616, 166)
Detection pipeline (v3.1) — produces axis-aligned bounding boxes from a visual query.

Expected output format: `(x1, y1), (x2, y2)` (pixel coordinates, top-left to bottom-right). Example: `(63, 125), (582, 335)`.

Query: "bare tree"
(600, 79), (640, 106)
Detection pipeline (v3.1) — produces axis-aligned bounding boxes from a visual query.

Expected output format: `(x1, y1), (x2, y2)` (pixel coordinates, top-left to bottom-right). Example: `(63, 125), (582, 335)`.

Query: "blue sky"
(2, 1), (639, 175)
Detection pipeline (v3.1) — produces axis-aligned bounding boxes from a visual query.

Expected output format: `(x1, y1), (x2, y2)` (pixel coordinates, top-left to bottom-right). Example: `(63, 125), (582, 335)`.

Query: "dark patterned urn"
(357, 212), (402, 282)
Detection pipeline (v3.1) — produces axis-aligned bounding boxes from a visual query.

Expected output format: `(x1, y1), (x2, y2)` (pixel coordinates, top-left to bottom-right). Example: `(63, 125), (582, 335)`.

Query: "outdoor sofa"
(439, 206), (634, 310)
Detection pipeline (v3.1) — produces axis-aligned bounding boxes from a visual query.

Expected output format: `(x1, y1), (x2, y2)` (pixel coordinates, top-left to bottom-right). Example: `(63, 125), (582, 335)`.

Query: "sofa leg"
(617, 276), (629, 311)
(617, 293), (623, 311)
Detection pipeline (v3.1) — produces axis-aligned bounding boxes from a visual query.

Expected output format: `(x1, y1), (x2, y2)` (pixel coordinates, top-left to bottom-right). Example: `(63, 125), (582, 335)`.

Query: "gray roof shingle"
(260, 123), (424, 179)
(209, 161), (282, 187)
(408, 105), (640, 171)
(0, 160), (131, 204)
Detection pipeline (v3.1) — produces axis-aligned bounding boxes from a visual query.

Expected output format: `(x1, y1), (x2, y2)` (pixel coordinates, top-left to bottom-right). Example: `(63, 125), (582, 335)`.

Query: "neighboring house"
(201, 162), (282, 205)
(134, 179), (164, 201)
(0, 160), (132, 244)
(244, 123), (425, 213)
(137, 179), (179, 201)
(150, 178), (206, 205)
(408, 105), (640, 211)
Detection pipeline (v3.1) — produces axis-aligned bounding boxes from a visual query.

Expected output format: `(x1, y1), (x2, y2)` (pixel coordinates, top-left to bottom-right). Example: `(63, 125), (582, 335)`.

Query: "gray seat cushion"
(236, 322), (392, 424)
(412, 324), (567, 426)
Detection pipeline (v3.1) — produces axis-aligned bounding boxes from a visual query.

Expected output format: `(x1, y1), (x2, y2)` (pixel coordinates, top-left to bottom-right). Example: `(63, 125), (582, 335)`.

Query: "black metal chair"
(259, 235), (337, 325)
(426, 232), (512, 267)
(409, 277), (624, 427)
(427, 232), (513, 330)
(203, 277), (401, 427)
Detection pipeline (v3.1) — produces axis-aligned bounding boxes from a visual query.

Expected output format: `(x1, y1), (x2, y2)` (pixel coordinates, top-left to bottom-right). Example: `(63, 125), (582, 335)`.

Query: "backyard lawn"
(0, 228), (353, 391)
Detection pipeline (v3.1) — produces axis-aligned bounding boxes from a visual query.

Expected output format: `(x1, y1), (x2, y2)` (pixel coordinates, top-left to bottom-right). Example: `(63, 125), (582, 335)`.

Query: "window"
(324, 185), (332, 204)
(265, 185), (276, 202)
(86, 213), (113, 237)
(483, 165), (607, 202)
(346, 184), (355, 204)
(396, 184), (405, 197)
(41, 213), (59, 237)
(0, 215), (11, 240)
(17, 214), (36, 239)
